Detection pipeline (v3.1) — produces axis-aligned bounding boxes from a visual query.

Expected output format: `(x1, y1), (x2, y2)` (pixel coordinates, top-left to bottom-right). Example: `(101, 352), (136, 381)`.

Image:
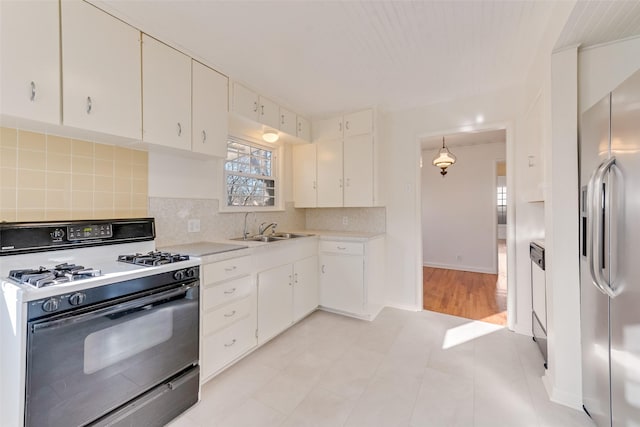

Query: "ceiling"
(90, 1), (640, 120)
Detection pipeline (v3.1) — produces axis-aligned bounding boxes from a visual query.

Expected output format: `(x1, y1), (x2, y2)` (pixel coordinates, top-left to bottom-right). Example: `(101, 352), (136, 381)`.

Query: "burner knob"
(42, 298), (59, 313)
(173, 270), (185, 281)
(69, 292), (86, 306)
(186, 267), (196, 278)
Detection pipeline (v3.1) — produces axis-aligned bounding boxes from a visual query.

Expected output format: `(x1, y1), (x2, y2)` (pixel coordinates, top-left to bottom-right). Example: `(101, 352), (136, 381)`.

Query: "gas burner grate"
(117, 251), (190, 267)
(8, 263), (102, 288)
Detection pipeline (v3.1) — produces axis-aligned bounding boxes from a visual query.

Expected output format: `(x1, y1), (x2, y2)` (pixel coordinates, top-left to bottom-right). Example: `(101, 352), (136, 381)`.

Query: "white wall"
(421, 141), (505, 274)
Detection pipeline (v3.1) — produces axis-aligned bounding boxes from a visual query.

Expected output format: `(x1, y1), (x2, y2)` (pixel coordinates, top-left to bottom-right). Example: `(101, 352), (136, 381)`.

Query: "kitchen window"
(224, 137), (280, 209)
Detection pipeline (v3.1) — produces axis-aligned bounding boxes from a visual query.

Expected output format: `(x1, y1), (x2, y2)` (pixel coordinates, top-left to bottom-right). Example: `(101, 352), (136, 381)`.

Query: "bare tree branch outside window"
(225, 139), (276, 207)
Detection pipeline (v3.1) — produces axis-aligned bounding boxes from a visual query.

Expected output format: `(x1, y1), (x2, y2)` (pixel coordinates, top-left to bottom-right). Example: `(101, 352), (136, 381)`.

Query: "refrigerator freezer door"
(580, 91), (612, 427)
(610, 68), (640, 427)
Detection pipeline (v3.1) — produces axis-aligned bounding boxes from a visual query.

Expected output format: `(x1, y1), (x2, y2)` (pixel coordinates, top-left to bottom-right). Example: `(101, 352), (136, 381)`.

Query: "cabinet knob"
(261, 105), (265, 115)
(253, 101), (258, 113)
(177, 122), (182, 136)
(202, 130), (207, 143)
(298, 122), (302, 133)
(281, 114), (285, 125)
(224, 339), (237, 347)
(224, 287), (237, 295)
(345, 121), (350, 130)
(224, 310), (237, 318)
(321, 265), (326, 274)
(30, 81), (36, 101)
(86, 96), (92, 114)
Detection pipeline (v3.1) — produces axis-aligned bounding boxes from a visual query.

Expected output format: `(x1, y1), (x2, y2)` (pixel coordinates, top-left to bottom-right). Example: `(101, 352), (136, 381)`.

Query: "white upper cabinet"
(142, 34), (192, 150)
(230, 81), (310, 142)
(61, 1), (141, 139)
(297, 116), (311, 141)
(1, 1), (60, 124)
(279, 107), (297, 136)
(293, 143), (317, 208)
(307, 108), (376, 207)
(316, 139), (344, 207)
(344, 134), (374, 207)
(232, 82), (259, 121)
(344, 109), (373, 137)
(313, 116), (343, 141)
(258, 96), (279, 129)
(192, 60), (228, 157)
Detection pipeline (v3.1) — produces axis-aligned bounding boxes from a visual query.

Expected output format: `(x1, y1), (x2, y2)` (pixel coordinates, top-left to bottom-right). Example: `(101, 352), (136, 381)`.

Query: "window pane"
(225, 139), (276, 207)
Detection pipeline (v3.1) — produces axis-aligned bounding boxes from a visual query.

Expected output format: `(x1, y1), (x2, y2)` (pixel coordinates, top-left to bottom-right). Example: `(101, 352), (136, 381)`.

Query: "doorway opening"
(420, 130), (508, 326)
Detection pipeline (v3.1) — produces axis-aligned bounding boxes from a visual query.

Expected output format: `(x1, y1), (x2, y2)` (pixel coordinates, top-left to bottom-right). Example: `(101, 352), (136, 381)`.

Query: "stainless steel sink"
(230, 232), (314, 242)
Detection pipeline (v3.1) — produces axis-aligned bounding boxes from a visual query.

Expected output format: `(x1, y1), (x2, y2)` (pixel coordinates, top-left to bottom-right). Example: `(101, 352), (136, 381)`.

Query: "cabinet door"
(259, 96), (279, 129)
(296, 116), (311, 141)
(344, 109), (373, 137)
(292, 143), (317, 208)
(344, 134), (374, 207)
(192, 60), (228, 157)
(231, 82), (259, 121)
(319, 254), (364, 315)
(313, 116), (343, 141)
(0, 1), (59, 124)
(62, 1), (141, 139)
(279, 107), (297, 135)
(142, 34), (191, 150)
(293, 255), (319, 322)
(316, 139), (343, 207)
(257, 264), (293, 345)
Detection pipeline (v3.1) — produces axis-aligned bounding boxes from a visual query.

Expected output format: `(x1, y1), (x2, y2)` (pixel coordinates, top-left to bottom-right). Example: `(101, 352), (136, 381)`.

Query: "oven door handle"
(31, 283), (198, 332)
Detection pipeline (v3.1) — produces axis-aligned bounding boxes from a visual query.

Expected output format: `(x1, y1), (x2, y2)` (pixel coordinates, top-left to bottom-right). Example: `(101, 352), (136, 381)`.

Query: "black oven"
(24, 269), (200, 427)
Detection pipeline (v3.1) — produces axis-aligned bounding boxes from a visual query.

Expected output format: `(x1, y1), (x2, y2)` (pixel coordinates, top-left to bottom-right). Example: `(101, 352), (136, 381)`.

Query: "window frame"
(220, 136), (284, 213)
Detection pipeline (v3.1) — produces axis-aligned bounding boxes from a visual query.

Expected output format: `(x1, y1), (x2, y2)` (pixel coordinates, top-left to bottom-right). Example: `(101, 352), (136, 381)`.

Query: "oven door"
(25, 282), (199, 427)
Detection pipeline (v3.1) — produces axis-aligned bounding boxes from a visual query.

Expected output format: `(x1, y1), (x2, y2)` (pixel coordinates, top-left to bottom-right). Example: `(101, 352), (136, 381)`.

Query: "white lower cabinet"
(293, 256), (319, 322)
(200, 256), (256, 382)
(257, 255), (318, 345)
(257, 264), (294, 345)
(319, 237), (385, 320)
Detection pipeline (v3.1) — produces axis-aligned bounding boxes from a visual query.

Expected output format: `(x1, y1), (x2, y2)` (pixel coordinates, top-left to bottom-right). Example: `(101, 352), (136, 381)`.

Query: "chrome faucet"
(243, 212), (255, 240)
(258, 222), (277, 235)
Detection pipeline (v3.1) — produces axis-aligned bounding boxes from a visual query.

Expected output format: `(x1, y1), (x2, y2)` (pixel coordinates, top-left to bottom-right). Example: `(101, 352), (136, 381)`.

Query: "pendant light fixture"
(432, 136), (456, 176)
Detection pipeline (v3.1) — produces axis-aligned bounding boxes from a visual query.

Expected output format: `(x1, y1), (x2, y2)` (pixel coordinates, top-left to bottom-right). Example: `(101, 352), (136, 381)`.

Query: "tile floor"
(168, 308), (594, 427)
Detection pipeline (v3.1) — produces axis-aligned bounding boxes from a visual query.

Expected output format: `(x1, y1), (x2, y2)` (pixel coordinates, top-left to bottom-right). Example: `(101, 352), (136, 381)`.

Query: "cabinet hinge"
(255, 329), (258, 338)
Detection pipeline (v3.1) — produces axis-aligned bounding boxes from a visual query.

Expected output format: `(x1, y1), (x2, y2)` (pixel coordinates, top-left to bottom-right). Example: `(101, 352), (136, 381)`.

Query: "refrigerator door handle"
(588, 156), (619, 298)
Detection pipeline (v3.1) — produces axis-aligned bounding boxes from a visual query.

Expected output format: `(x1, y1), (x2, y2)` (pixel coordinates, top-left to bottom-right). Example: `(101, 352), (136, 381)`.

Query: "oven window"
(84, 308), (173, 374)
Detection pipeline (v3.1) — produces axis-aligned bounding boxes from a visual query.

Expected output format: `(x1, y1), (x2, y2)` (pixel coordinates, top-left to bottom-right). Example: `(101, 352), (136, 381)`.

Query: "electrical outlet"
(342, 216), (349, 225)
(188, 219), (200, 233)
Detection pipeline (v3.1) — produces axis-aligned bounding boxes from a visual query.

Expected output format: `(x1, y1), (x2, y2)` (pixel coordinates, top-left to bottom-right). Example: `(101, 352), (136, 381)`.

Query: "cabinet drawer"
(319, 241), (364, 255)
(203, 295), (252, 335)
(203, 275), (253, 312)
(202, 315), (256, 379)
(203, 256), (250, 283)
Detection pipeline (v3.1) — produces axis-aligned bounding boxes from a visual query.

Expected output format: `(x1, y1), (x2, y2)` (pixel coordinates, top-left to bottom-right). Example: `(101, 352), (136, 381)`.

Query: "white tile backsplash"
(305, 207), (386, 233)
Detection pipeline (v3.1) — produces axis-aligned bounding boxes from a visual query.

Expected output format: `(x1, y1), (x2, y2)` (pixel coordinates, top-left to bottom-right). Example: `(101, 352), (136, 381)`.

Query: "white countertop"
(158, 230), (385, 263)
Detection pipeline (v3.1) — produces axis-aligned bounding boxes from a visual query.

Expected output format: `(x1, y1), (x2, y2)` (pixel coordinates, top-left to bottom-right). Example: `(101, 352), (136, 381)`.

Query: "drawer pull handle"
(224, 339), (237, 347)
(337, 246), (347, 250)
(224, 288), (237, 295)
(224, 266), (237, 272)
(224, 310), (236, 318)
(30, 81), (36, 101)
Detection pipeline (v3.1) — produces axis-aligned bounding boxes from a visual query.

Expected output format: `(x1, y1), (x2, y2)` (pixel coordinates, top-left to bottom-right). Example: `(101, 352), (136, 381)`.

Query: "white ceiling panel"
(421, 129), (506, 151)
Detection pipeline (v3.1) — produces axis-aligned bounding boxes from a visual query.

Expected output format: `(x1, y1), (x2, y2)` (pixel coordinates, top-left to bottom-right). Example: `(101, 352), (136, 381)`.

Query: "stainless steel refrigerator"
(580, 67), (640, 427)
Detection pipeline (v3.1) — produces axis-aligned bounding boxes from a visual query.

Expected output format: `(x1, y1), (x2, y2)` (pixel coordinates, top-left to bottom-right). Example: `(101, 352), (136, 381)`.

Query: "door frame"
(415, 121), (516, 330)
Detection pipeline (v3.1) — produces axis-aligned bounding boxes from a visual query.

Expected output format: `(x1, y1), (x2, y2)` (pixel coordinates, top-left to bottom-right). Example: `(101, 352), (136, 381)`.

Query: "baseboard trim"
(384, 302), (422, 312)
(542, 372), (583, 410)
(423, 262), (496, 274)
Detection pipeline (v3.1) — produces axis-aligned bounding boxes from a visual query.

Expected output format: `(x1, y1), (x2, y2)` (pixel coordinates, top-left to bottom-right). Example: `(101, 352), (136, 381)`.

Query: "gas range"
(0, 218), (198, 303)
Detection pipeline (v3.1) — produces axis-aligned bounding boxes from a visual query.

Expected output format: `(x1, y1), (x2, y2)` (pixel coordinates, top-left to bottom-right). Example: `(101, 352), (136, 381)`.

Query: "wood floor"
(423, 267), (507, 325)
